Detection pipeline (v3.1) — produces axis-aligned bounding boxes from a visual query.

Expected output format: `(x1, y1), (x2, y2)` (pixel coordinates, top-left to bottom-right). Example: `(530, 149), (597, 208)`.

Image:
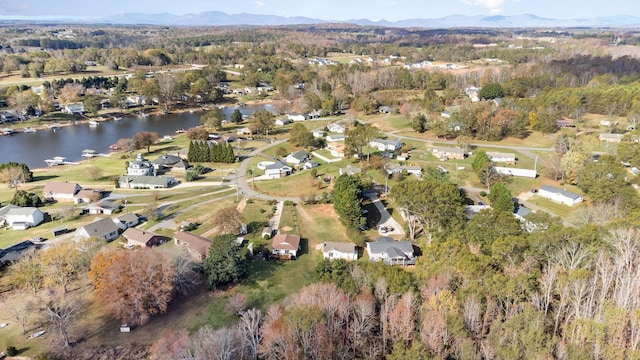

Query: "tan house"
(122, 228), (165, 248)
(271, 234), (301, 260)
(486, 152), (517, 164)
(174, 231), (212, 261)
(433, 147), (465, 160)
(42, 182), (82, 202)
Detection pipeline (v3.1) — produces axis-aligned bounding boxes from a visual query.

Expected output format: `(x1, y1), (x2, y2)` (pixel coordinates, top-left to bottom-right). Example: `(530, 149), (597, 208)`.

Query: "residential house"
(116, 213), (139, 228)
(487, 152), (517, 164)
(118, 175), (177, 189)
(275, 118), (292, 126)
(264, 162), (293, 178)
(537, 186), (584, 206)
(174, 231), (212, 261)
(327, 123), (346, 133)
(326, 142), (346, 158)
(5, 207), (44, 230)
(433, 147), (465, 160)
(285, 150), (309, 165)
(599, 133), (624, 143)
(152, 154), (190, 172)
(339, 165), (361, 176)
(322, 242), (358, 261)
(271, 234), (301, 259)
(43, 182), (82, 202)
(370, 138), (404, 151)
(0, 204), (20, 226)
(87, 200), (121, 215)
(122, 228), (165, 248)
(384, 164), (422, 177)
(127, 154), (154, 176)
(556, 119), (575, 128)
(366, 237), (416, 266)
(74, 218), (120, 242)
(308, 110), (321, 119)
(237, 127), (254, 135)
(287, 113), (308, 122)
(304, 161), (319, 170)
(62, 103), (85, 114)
(126, 95), (147, 107)
(74, 189), (102, 203)
(378, 106), (392, 114)
(312, 129), (325, 138)
(326, 134), (346, 142)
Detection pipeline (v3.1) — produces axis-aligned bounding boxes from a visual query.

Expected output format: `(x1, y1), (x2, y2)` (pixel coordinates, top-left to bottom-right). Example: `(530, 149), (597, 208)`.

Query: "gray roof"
(539, 185), (583, 200)
(288, 150), (309, 161)
(6, 207), (41, 216)
(153, 154), (182, 166)
(119, 175), (176, 187)
(265, 161), (291, 170)
(367, 237), (414, 258)
(434, 146), (465, 154)
(0, 204), (20, 219)
(514, 206), (532, 218)
(79, 218), (120, 238)
(323, 242), (356, 253)
(372, 138), (403, 146)
(117, 213), (139, 223)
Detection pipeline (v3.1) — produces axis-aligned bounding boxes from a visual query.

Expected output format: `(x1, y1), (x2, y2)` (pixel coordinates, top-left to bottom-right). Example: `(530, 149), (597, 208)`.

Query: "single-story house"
(264, 162), (293, 178)
(384, 164), (422, 177)
(556, 119), (575, 128)
(271, 234), (301, 260)
(322, 242), (357, 261)
(118, 175), (177, 189)
(599, 133), (624, 143)
(153, 154), (190, 172)
(312, 129), (325, 138)
(339, 165), (361, 176)
(116, 213), (140, 229)
(370, 138), (404, 152)
(287, 113), (308, 122)
(43, 182), (82, 202)
(237, 127), (254, 135)
(122, 228), (165, 248)
(326, 142), (345, 158)
(487, 152), (517, 164)
(433, 147), (465, 160)
(87, 200), (120, 215)
(74, 189), (102, 203)
(537, 185), (584, 206)
(74, 218), (120, 242)
(275, 118), (292, 126)
(326, 134), (346, 142)
(304, 161), (319, 170)
(5, 207), (44, 230)
(174, 231), (212, 261)
(285, 150), (309, 165)
(63, 103), (85, 114)
(379, 106), (392, 114)
(366, 237), (416, 266)
(327, 123), (346, 133)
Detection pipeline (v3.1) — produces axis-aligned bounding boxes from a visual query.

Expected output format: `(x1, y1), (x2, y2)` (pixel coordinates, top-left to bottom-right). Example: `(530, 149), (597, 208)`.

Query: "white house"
(326, 134), (346, 142)
(271, 234), (301, 259)
(327, 123), (346, 133)
(339, 165), (361, 176)
(487, 152), (517, 164)
(433, 147), (465, 160)
(5, 207), (44, 230)
(118, 175), (177, 189)
(285, 150), (309, 165)
(323, 242), (358, 261)
(43, 182), (82, 202)
(127, 154), (154, 176)
(312, 129), (325, 138)
(62, 103), (85, 114)
(264, 162), (293, 178)
(599, 133), (624, 143)
(275, 118), (292, 126)
(304, 161), (319, 170)
(537, 186), (584, 206)
(369, 138), (404, 151)
(74, 218), (120, 242)
(237, 127), (254, 135)
(366, 237), (416, 266)
(287, 113), (308, 122)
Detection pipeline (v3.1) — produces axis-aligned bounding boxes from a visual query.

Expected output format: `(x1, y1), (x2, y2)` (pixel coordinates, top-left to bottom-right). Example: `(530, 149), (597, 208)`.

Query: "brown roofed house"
(271, 234), (301, 260)
(42, 182), (81, 202)
(122, 228), (165, 248)
(174, 231), (212, 261)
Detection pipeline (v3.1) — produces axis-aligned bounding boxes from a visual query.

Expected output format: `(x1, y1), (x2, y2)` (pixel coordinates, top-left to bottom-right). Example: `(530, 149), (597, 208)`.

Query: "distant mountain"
(5, 11), (640, 28)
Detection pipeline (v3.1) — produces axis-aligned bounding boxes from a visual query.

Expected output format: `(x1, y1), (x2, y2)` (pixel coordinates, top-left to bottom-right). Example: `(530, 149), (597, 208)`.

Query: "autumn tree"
(116, 137), (136, 158)
(86, 165), (103, 181)
(250, 109), (275, 136)
(39, 243), (84, 293)
(89, 249), (175, 325)
(9, 249), (44, 292)
(133, 131), (159, 153)
(0, 162), (32, 188)
(201, 108), (224, 131)
(203, 234), (246, 290)
(187, 126), (210, 140)
(9, 90), (38, 120)
(213, 205), (243, 235)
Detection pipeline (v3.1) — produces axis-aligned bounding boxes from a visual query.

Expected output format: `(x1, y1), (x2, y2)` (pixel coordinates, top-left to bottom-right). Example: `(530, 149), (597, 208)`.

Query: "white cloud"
(461, 0), (506, 13)
(387, 0), (397, 5)
(253, 0), (266, 7)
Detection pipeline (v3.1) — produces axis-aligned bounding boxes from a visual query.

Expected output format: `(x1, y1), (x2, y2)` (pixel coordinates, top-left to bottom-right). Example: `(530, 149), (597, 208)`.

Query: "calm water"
(0, 104), (273, 169)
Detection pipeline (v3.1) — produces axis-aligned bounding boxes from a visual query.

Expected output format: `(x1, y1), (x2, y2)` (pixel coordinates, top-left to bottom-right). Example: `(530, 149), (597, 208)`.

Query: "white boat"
(28, 330), (46, 339)
(1, 128), (14, 135)
(163, 135), (173, 141)
(0, 322), (8, 329)
(82, 149), (97, 158)
(48, 123), (60, 131)
(113, 116), (122, 121)
(45, 156), (66, 166)
(88, 120), (99, 126)
(139, 112), (149, 118)
(23, 127), (36, 133)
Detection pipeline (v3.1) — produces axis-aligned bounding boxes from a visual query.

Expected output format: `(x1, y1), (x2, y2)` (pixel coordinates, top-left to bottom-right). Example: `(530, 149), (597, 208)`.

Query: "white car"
(437, 165), (448, 173)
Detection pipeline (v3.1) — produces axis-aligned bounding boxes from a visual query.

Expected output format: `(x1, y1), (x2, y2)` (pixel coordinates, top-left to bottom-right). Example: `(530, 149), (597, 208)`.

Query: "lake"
(0, 104), (273, 169)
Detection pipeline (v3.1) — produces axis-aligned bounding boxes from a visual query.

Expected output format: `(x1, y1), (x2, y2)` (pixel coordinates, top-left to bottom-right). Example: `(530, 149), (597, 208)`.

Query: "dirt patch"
(280, 226), (293, 232)
(307, 204), (337, 217)
(236, 198), (248, 214)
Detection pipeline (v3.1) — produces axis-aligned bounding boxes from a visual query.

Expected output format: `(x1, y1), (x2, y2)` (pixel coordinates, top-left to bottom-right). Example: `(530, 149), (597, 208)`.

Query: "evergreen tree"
(187, 141), (195, 162)
(489, 182), (515, 213)
(231, 109), (243, 124)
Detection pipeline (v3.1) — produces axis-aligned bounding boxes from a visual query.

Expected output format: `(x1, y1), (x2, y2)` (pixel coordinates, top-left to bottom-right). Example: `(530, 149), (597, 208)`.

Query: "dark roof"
(79, 218), (119, 238)
(153, 154), (182, 166)
(123, 228), (160, 245)
(367, 237), (414, 258)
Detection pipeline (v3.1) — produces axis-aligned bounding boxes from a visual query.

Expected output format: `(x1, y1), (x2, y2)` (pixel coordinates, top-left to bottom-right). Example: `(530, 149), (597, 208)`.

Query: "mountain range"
(4, 11), (640, 28)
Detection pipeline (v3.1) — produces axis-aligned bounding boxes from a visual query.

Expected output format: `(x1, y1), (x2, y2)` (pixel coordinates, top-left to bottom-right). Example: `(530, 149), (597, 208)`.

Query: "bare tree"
(213, 205), (244, 235)
(173, 252), (203, 296)
(462, 295), (483, 336)
(225, 293), (248, 315)
(0, 165), (30, 188)
(41, 289), (83, 347)
(117, 137), (136, 158)
(238, 308), (263, 360)
(191, 326), (240, 360)
(86, 165), (103, 181)
(2, 291), (35, 335)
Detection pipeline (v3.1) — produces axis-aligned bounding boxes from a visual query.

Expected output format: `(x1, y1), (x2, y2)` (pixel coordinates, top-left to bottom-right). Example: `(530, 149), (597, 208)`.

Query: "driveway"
(365, 193), (405, 237)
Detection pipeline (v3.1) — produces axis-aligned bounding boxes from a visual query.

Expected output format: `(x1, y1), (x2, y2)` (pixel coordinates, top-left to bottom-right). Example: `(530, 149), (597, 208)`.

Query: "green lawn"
(527, 197), (576, 218)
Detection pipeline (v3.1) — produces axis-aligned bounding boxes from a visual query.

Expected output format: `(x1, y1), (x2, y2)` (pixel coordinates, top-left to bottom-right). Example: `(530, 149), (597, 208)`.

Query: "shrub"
(185, 170), (200, 182)
(346, 227), (367, 247)
(6, 346), (18, 356)
(480, 191), (487, 197)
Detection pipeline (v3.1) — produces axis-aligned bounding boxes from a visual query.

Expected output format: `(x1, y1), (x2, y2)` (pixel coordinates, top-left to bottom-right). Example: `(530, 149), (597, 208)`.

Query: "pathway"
(365, 193), (405, 237)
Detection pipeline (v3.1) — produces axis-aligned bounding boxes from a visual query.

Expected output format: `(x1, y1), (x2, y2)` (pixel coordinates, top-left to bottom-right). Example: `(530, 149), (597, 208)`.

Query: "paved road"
(365, 193), (405, 237)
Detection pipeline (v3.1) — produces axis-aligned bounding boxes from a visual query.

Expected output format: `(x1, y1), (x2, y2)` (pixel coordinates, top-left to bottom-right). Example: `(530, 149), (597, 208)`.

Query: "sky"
(0, 0), (639, 20)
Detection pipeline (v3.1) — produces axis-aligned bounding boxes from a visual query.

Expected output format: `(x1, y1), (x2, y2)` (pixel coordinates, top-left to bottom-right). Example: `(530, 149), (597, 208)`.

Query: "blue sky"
(1, 0), (638, 20)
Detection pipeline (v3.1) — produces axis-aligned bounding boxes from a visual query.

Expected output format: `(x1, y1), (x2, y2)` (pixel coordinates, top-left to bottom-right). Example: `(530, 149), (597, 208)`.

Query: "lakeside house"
(62, 103), (85, 115)
(174, 231), (212, 261)
(42, 182), (82, 202)
(366, 237), (416, 266)
(322, 242), (358, 261)
(127, 154), (154, 176)
(537, 186), (584, 206)
(152, 154), (190, 172)
(271, 234), (301, 260)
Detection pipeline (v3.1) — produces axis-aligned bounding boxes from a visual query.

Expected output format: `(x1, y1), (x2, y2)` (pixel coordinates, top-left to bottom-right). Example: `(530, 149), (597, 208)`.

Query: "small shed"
(261, 226), (273, 239)
(52, 226), (68, 237)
